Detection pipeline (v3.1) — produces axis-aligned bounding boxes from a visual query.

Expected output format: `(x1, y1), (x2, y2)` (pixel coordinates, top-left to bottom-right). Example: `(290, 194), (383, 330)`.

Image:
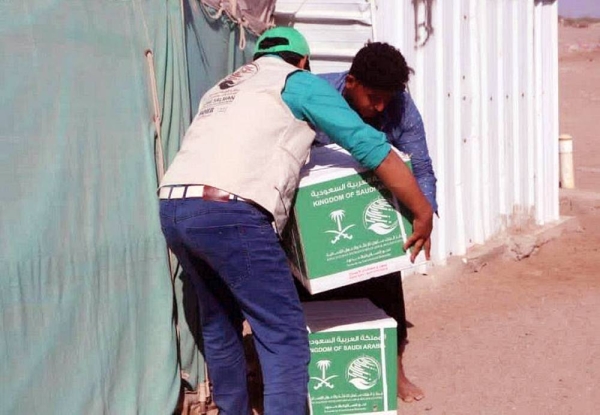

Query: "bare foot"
(398, 372), (425, 403)
(397, 343), (424, 403)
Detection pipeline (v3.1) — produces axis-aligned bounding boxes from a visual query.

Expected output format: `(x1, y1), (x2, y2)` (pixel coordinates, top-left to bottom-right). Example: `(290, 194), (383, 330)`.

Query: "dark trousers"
(160, 198), (310, 415)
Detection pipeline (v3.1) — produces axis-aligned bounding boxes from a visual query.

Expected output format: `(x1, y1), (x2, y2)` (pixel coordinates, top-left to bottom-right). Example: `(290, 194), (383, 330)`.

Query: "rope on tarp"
(202, 1), (246, 49)
(145, 45), (212, 414)
(141, 5), (210, 411)
(144, 49), (179, 284)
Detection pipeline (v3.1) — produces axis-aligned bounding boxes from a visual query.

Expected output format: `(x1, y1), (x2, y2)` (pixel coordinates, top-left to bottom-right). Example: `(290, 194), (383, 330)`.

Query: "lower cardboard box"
(303, 299), (398, 415)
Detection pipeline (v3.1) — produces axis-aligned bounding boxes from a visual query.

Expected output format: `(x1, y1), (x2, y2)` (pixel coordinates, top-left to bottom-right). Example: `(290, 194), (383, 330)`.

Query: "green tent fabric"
(0, 0), (255, 413)
(183, 1), (257, 118)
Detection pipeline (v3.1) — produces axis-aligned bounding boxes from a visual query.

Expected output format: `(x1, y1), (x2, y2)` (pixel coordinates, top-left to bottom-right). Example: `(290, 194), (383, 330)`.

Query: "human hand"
(403, 210), (433, 263)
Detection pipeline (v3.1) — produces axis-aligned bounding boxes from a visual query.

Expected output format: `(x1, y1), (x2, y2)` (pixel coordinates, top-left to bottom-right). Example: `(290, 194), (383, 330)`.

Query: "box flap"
(303, 298), (397, 332)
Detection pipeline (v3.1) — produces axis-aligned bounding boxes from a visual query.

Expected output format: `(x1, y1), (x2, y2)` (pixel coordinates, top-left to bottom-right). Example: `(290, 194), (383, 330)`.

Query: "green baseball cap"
(254, 26), (311, 57)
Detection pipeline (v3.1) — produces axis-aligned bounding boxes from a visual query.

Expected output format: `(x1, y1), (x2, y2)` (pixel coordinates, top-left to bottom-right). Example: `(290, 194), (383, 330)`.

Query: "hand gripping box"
(283, 144), (425, 294)
(304, 299), (397, 415)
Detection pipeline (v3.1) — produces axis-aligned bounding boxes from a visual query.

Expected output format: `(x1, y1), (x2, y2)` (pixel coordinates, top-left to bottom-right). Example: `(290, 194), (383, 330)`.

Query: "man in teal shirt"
(159, 28), (433, 414)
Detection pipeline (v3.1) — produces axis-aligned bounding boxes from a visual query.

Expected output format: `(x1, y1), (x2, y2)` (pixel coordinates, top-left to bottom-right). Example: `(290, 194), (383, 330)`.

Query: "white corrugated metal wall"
(275, 0), (559, 264)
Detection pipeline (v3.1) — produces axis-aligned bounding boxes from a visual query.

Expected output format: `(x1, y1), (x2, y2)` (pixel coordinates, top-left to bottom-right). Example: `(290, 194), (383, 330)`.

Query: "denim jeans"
(159, 198), (310, 415)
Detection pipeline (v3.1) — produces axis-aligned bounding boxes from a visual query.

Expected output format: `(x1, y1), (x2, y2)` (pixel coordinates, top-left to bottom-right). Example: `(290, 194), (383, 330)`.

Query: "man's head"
(344, 42), (411, 120)
(253, 26), (311, 71)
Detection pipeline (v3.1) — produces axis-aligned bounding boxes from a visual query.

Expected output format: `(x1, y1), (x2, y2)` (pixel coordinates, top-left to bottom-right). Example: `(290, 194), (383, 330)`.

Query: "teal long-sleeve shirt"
(281, 70), (391, 171)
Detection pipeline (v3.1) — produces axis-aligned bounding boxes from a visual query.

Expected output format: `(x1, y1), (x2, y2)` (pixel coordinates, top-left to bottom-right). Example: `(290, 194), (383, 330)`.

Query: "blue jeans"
(159, 198), (310, 415)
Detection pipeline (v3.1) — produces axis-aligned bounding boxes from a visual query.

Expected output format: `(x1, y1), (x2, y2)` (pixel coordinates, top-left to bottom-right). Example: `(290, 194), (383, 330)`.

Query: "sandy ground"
(190, 23), (600, 415)
(558, 23), (600, 193)
(398, 22), (600, 415)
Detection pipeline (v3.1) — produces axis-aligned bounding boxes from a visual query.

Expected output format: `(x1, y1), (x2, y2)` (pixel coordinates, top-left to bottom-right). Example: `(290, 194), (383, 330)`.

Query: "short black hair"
(349, 42), (411, 91)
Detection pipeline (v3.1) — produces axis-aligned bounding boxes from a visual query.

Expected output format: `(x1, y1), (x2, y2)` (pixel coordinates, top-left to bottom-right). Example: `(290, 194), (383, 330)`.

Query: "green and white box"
(304, 299), (397, 415)
(284, 144), (425, 294)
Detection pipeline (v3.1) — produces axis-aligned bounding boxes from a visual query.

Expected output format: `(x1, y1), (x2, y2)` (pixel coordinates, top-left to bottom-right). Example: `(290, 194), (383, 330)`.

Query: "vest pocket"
(273, 149), (303, 226)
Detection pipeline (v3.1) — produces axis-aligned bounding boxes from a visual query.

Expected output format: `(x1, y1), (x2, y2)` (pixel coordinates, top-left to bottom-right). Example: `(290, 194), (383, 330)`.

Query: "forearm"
(374, 150), (434, 261)
(374, 151), (433, 220)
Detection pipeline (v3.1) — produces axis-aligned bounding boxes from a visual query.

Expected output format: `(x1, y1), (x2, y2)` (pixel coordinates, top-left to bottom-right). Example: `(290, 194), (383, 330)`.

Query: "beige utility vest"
(160, 56), (316, 232)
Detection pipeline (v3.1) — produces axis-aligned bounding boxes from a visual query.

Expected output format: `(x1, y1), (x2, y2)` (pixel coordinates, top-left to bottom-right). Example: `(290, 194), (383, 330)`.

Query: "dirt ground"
(398, 22), (600, 415)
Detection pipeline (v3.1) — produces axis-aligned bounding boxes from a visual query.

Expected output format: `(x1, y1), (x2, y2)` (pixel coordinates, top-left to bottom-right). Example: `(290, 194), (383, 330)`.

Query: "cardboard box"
(284, 144), (425, 294)
(304, 299), (397, 415)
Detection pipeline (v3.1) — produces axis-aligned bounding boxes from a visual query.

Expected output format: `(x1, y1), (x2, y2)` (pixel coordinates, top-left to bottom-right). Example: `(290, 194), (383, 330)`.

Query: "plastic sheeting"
(0, 0), (255, 413)
(201, 0), (276, 36)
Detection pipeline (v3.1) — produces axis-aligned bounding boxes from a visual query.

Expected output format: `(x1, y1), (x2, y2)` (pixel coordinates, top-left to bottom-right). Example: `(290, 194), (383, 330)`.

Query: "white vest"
(160, 57), (316, 232)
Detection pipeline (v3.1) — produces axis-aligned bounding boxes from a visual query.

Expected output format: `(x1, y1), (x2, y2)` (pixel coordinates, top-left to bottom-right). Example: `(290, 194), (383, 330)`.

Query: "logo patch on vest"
(219, 63), (259, 90)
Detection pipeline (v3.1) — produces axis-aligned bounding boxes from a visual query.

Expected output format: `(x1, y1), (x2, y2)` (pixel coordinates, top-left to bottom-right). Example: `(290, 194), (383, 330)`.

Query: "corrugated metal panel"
(274, 0), (376, 73)
(274, 0), (559, 264)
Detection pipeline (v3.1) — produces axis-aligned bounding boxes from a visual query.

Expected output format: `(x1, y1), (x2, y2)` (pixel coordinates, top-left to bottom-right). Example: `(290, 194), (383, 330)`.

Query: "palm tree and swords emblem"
(311, 360), (338, 390)
(326, 210), (355, 244)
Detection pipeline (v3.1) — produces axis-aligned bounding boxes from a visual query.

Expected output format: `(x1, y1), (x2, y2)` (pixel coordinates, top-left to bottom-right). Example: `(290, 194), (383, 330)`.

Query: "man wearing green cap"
(158, 27), (433, 415)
